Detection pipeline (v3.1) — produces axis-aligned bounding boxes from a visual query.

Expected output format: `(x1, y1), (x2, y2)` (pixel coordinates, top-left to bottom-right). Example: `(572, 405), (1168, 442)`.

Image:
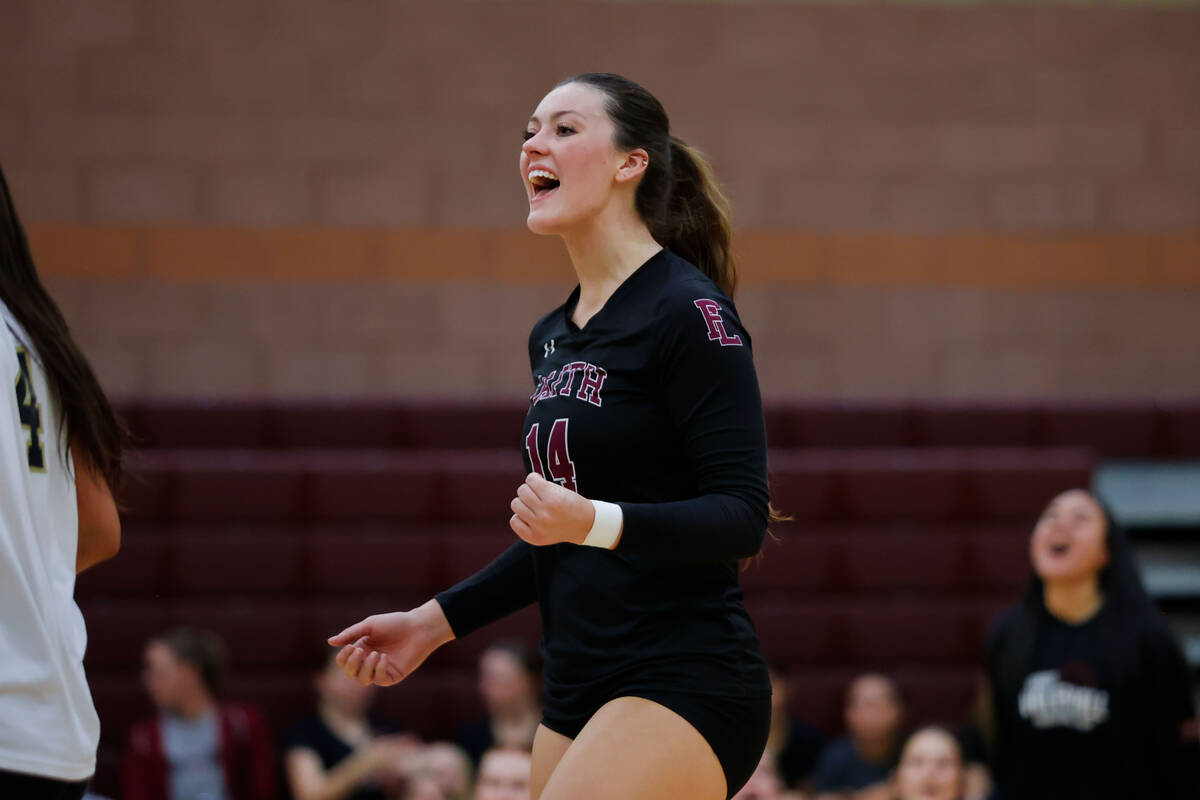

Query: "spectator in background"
(764, 665), (825, 791)
(285, 651), (420, 800)
(813, 674), (904, 800)
(730, 754), (787, 800)
(123, 628), (273, 800)
(417, 743), (472, 800)
(986, 489), (1200, 800)
(891, 727), (964, 800)
(456, 642), (540, 766)
(472, 748), (530, 800)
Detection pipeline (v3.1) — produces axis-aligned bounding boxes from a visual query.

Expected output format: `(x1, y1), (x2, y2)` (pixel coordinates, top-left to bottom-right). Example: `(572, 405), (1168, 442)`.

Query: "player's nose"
(522, 129), (549, 157)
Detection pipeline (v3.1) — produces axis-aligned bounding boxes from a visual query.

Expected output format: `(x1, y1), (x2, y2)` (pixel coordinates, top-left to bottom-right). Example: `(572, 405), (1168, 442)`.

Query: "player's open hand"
(510, 471), (594, 546)
(326, 599), (455, 687)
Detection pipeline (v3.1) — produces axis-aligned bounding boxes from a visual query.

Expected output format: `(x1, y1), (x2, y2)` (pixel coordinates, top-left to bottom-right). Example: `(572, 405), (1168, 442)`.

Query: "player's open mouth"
(529, 169), (560, 201)
(1049, 543), (1071, 557)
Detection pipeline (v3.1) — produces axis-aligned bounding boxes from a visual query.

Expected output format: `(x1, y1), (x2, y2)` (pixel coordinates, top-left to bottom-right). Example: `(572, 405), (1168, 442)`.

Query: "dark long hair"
(990, 490), (1167, 711)
(0, 164), (126, 488)
(559, 73), (737, 297)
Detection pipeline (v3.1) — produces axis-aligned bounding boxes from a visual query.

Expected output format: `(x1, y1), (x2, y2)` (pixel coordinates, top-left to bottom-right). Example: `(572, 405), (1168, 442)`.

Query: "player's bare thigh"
(531, 723), (573, 800)
(535, 696), (726, 800)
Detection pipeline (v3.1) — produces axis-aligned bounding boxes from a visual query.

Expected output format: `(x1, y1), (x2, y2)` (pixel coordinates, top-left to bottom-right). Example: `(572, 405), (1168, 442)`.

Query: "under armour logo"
(544, 339), (555, 357)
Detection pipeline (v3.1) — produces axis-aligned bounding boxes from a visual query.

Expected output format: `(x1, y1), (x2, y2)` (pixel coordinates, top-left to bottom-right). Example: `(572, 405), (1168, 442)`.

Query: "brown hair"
(0, 163), (126, 489)
(559, 73), (737, 297)
(154, 627), (229, 697)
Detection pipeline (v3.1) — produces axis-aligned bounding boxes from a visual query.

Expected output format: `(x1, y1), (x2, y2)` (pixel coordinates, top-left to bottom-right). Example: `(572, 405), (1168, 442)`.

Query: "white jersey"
(0, 299), (98, 780)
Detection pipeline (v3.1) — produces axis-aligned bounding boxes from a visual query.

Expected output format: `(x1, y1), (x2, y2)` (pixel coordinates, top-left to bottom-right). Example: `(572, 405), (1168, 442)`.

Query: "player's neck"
(562, 210), (661, 326)
(1044, 577), (1104, 624)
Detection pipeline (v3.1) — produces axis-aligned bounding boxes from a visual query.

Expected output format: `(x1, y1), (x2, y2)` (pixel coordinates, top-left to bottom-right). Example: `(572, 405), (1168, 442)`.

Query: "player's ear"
(615, 148), (649, 184)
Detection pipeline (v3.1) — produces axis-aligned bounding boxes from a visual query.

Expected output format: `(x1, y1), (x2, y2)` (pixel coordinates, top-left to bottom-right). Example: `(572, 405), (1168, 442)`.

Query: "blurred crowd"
(99, 489), (1195, 800)
(109, 624), (991, 800)
(118, 631), (539, 800)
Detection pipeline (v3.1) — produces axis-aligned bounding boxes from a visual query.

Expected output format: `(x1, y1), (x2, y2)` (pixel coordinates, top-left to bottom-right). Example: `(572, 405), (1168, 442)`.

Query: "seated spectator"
(456, 642), (540, 766)
(418, 742), (473, 800)
(123, 628), (274, 800)
(285, 650), (422, 800)
(765, 665), (825, 791)
(473, 748), (531, 800)
(813, 673), (904, 800)
(891, 727), (964, 800)
(731, 754), (787, 800)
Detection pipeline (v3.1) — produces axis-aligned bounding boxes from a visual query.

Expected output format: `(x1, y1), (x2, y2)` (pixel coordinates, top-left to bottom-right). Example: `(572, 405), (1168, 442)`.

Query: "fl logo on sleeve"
(693, 299), (743, 347)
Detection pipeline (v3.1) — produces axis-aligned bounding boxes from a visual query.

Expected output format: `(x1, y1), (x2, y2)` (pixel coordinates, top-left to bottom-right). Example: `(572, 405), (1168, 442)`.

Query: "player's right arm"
(74, 441), (120, 573)
(328, 541), (537, 686)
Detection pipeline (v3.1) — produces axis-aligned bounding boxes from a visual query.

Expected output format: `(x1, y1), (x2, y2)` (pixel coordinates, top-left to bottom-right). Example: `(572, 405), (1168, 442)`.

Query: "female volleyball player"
(986, 489), (1199, 799)
(0, 164), (125, 798)
(330, 73), (773, 799)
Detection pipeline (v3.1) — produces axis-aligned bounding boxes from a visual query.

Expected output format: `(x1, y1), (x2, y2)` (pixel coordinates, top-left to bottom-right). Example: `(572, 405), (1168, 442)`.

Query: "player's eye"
(556, 124), (575, 136)
(522, 129), (536, 141)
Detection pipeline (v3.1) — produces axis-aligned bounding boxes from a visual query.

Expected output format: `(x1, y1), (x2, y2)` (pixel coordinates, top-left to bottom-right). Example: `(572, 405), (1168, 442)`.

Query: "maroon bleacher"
(114, 399), (1200, 457)
(78, 399), (1200, 797)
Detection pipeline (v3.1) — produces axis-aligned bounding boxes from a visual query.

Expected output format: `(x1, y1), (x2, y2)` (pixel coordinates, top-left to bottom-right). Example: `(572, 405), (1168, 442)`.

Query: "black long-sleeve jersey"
(436, 248), (771, 711)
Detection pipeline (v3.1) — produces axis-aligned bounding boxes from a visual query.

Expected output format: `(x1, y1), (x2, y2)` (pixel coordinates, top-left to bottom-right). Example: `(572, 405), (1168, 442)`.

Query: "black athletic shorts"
(0, 769), (89, 800)
(542, 687), (772, 799)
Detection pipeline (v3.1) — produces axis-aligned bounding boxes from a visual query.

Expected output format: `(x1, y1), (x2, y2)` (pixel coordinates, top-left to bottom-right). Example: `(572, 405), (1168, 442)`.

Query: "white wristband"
(583, 500), (623, 549)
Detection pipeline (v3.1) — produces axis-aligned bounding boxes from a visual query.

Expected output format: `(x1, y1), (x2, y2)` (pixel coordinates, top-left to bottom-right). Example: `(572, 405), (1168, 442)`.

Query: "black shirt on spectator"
(776, 716), (825, 789)
(284, 715), (401, 800)
(812, 736), (896, 793)
(455, 717), (493, 767)
(988, 604), (1199, 800)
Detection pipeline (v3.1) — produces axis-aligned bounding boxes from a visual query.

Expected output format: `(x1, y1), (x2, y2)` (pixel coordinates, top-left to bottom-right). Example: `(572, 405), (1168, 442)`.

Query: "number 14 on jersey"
(524, 418), (577, 493)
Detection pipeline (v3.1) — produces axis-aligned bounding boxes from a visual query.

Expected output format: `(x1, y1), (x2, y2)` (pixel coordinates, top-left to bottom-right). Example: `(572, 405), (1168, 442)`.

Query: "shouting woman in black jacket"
(986, 488), (1198, 799)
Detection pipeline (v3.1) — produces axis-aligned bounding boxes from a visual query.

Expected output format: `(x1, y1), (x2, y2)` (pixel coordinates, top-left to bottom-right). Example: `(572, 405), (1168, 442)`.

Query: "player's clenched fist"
(509, 471), (595, 546)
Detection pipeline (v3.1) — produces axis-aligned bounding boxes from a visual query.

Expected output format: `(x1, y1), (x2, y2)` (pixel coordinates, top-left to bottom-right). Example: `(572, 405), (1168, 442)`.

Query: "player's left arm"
(74, 442), (120, 573)
(612, 289), (769, 561)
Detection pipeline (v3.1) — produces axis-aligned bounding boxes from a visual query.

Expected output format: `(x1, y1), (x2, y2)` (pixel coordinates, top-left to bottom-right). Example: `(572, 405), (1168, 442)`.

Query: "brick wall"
(3, 0), (1199, 398)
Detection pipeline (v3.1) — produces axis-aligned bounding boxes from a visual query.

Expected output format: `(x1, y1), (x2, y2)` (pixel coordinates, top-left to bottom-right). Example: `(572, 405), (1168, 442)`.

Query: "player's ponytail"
(662, 136), (736, 297)
(0, 163), (126, 488)
(560, 73), (738, 297)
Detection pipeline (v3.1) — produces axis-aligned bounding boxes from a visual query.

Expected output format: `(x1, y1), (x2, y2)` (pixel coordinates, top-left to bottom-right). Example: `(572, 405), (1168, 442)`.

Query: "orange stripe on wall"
(25, 223), (1200, 288)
